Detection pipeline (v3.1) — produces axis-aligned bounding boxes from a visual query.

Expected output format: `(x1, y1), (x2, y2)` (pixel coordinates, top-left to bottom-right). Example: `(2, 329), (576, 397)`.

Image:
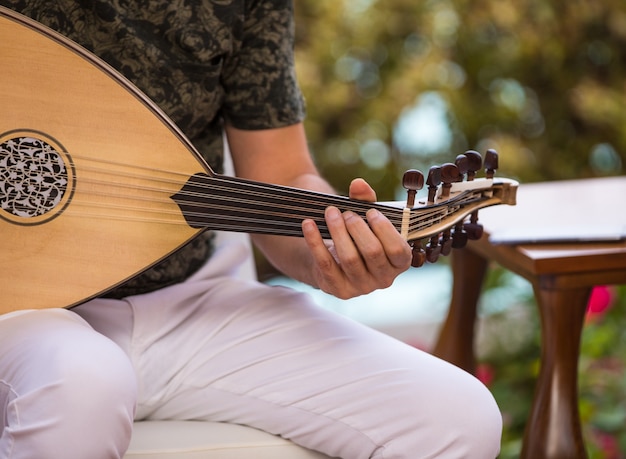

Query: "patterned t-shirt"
(2, 0), (306, 297)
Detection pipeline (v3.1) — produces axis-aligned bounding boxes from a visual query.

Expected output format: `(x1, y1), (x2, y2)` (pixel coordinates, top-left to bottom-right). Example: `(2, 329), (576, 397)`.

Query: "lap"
(77, 256), (499, 458)
(1, 242), (500, 458)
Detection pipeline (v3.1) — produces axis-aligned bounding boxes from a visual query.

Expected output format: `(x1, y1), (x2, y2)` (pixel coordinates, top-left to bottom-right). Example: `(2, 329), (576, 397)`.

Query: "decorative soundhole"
(0, 132), (74, 225)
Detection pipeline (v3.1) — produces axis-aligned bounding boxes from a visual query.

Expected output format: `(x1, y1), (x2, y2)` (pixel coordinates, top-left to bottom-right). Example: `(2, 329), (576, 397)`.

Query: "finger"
(341, 210), (392, 280)
(325, 207), (370, 280)
(365, 209), (412, 270)
(342, 208), (409, 272)
(302, 218), (338, 268)
(302, 218), (352, 297)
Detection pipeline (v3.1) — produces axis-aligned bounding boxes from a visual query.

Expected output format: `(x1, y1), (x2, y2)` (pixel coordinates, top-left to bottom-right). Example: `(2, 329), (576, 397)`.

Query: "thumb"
(348, 178), (377, 202)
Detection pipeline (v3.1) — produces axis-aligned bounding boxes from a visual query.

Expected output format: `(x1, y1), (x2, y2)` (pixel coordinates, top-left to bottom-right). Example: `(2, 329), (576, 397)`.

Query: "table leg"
(520, 284), (591, 459)
(432, 248), (489, 374)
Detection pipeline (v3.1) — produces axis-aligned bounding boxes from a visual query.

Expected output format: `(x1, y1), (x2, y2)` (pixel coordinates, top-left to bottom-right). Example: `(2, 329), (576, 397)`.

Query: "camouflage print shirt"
(2, 0), (306, 297)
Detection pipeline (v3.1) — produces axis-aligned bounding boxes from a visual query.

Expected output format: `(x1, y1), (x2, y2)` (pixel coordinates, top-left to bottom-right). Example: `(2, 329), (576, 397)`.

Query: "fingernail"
(326, 206), (341, 221)
(302, 219), (316, 235)
(366, 208), (382, 221)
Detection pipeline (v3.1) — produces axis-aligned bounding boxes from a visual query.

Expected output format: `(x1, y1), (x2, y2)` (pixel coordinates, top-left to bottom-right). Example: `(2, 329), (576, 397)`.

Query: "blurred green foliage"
(292, 1), (626, 457)
(294, 0), (625, 197)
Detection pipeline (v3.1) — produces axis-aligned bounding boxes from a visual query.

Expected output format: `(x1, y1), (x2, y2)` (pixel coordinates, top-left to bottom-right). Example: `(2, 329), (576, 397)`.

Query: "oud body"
(1, 8), (205, 312)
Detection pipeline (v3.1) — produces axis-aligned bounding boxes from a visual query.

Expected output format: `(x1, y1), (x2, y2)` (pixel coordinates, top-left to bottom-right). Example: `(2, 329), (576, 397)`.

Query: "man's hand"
(226, 122), (411, 299)
(301, 178), (412, 299)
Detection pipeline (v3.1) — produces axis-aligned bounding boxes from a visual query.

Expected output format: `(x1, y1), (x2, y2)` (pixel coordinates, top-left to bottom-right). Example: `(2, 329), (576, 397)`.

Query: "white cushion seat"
(124, 421), (333, 459)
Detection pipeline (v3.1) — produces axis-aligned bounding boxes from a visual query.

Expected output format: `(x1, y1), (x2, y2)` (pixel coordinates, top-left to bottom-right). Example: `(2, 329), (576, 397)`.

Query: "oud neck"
(171, 173), (504, 242)
(171, 173), (406, 238)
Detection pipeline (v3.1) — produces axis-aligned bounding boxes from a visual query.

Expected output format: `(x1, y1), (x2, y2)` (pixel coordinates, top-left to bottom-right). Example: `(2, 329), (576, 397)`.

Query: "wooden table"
(433, 176), (626, 459)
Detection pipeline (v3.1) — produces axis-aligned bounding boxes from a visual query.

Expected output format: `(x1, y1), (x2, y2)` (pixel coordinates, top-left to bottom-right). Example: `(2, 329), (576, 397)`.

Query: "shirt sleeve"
(220, 0), (306, 130)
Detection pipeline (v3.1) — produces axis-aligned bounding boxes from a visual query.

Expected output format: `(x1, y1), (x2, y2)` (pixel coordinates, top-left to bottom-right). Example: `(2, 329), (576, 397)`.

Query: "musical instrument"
(0, 7), (517, 313)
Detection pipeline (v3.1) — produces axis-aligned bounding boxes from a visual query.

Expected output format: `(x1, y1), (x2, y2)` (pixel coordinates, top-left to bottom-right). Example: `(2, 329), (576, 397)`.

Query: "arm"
(225, 122), (412, 299)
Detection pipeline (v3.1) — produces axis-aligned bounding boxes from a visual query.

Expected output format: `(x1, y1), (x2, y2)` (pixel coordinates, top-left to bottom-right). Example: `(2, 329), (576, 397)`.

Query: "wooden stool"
(433, 176), (626, 459)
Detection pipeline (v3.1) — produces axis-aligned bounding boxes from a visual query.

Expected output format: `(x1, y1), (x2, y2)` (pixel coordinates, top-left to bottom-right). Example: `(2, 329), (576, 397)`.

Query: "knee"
(45, 328), (138, 418)
(1, 310), (137, 458)
(6, 309), (137, 411)
(415, 368), (502, 459)
(378, 362), (502, 459)
(38, 315), (138, 435)
(450, 373), (503, 458)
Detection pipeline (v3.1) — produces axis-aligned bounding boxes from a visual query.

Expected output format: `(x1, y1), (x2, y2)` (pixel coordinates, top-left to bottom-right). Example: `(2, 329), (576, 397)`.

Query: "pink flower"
(592, 430), (621, 459)
(476, 363), (495, 387)
(586, 285), (617, 323)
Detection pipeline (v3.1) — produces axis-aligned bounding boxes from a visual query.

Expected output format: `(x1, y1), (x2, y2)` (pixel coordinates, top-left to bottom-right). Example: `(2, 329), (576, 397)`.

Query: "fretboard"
(171, 173), (404, 238)
(170, 173), (494, 241)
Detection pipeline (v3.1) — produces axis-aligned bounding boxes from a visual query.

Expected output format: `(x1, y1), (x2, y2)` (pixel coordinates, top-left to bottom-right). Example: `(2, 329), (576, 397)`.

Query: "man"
(0, 1), (502, 458)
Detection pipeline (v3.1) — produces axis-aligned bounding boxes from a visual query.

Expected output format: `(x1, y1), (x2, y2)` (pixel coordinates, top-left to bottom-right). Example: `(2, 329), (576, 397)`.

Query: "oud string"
(5, 152), (479, 236)
(31, 153), (411, 232)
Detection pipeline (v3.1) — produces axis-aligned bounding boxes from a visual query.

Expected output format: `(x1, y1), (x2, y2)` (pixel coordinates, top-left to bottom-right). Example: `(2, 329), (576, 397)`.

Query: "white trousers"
(0, 241), (502, 459)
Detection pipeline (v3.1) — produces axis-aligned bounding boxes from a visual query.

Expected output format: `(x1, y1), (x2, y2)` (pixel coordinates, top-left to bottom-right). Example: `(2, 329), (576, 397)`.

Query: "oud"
(0, 7), (517, 313)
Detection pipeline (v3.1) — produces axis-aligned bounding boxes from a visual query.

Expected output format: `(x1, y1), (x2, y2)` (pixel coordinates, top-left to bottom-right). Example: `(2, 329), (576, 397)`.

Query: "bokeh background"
(293, 0), (624, 194)
(264, 1), (626, 457)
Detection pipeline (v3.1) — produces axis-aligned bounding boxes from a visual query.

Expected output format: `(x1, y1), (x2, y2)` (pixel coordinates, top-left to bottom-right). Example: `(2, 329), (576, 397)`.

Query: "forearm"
(225, 123), (329, 284)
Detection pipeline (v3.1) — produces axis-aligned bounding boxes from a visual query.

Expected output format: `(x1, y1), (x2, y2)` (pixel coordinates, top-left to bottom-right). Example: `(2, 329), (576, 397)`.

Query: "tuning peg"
(464, 212), (484, 240)
(463, 150), (482, 181)
(426, 166), (442, 203)
(464, 223), (484, 240)
(484, 149), (498, 179)
(402, 169), (424, 208)
(411, 243), (427, 267)
(439, 229), (453, 256)
(451, 222), (468, 248)
(454, 154), (469, 182)
(426, 235), (441, 263)
(440, 163), (459, 198)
